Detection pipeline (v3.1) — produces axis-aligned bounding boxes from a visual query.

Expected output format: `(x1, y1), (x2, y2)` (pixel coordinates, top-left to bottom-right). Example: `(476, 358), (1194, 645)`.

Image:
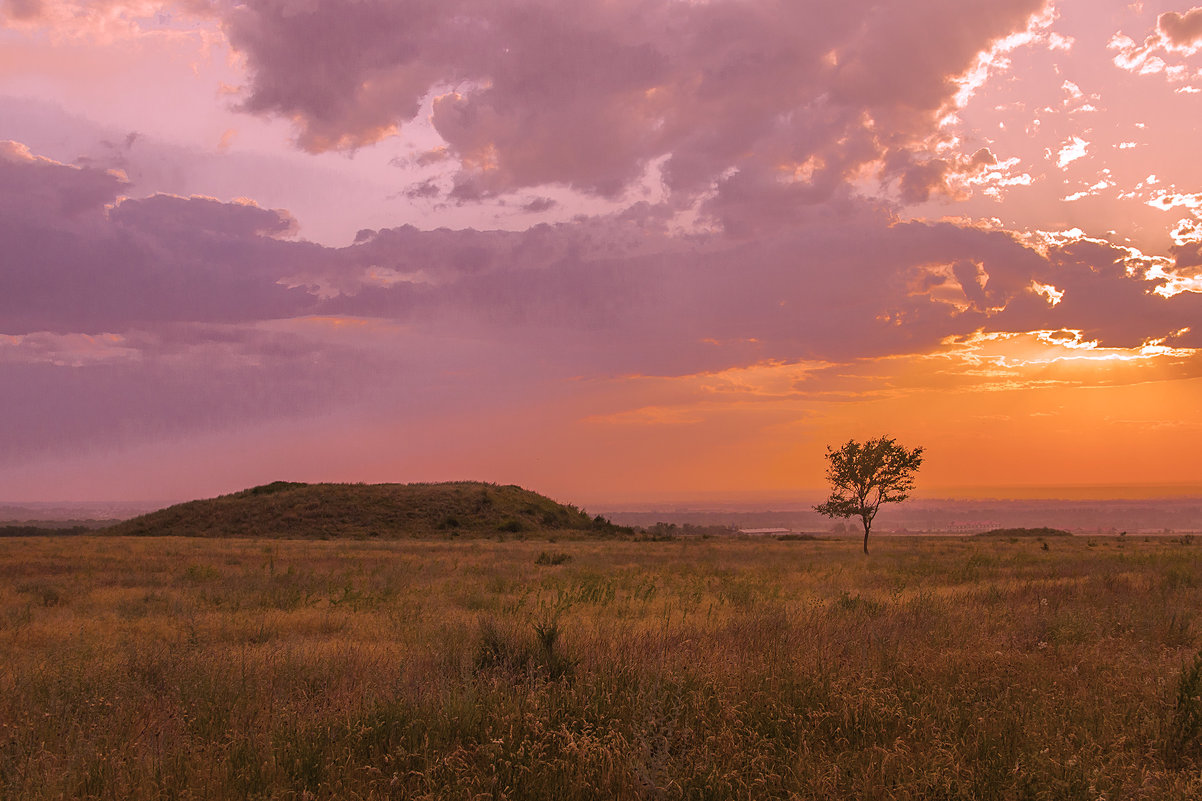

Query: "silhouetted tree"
(814, 436), (924, 554)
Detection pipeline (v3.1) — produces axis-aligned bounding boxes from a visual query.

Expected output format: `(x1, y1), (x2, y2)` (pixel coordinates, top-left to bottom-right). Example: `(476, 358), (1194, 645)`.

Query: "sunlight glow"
(943, 328), (1199, 370)
(1031, 282), (1065, 306)
(949, 5), (1070, 110)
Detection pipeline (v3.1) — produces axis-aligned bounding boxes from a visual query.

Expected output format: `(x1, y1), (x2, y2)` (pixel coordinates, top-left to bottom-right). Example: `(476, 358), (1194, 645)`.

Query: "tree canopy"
(814, 436), (923, 554)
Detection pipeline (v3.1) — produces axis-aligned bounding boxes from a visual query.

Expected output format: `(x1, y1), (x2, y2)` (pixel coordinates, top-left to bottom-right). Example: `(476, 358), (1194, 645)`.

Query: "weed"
(1164, 565), (1197, 590)
(531, 613), (574, 679)
(181, 564), (219, 583)
(1163, 610), (1196, 648)
(833, 590), (883, 616)
(16, 582), (62, 607)
(1166, 649), (1202, 768)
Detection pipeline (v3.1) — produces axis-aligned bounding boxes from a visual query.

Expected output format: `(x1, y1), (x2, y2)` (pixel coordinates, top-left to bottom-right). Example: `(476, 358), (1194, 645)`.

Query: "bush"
(534, 551), (572, 566)
(244, 481), (306, 496)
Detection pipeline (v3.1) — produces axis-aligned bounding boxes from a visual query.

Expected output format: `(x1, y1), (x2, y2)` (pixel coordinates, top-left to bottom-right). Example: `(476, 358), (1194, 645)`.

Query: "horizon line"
(5, 481), (1202, 512)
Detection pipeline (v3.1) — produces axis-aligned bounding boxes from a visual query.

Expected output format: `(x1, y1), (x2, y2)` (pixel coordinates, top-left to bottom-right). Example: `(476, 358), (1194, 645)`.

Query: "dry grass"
(2, 534), (1201, 799)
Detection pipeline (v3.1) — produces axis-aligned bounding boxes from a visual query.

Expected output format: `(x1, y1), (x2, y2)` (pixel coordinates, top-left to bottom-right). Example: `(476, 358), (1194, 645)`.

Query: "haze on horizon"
(2, 0), (1202, 506)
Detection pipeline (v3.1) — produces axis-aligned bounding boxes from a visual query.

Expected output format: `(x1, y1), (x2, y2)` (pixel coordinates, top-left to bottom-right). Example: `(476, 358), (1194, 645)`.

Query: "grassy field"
(2, 533), (1201, 799)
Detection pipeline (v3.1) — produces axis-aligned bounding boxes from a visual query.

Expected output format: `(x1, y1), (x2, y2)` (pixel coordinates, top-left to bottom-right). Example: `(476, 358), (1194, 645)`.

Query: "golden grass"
(2, 534), (1201, 799)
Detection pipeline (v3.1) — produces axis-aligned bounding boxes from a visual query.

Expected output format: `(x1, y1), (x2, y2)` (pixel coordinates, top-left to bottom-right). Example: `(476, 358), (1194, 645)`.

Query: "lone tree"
(814, 436), (924, 554)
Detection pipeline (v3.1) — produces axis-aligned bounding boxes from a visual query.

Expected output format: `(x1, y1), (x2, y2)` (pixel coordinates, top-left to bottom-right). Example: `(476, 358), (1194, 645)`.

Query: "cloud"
(0, 139), (126, 216)
(217, 0), (1047, 218)
(1110, 7), (1202, 85)
(321, 208), (1202, 375)
(0, 331), (141, 366)
(1, 0), (43, 22)
(403, 179), (442, 200)
(0, 144), (321, 333)
(1054, 136), (1089, 168)
(0, 325), (385, 457)
(0, 1), (218, 42)
(5, 135), (1202, 461)
(1159, 7), (1202, 51)
(8, 137), (1200, 363)
(522, 196), (557, 213)
(0, 95), (422, 246)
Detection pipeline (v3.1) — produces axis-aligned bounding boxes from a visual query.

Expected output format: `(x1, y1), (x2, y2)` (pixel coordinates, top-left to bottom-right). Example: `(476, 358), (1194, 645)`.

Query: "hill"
(973, 526), (1072, 538)
(102, 481), (623, 539)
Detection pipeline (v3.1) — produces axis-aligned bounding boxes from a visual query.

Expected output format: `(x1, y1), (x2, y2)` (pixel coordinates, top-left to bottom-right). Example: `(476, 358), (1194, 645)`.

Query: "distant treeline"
(0, 525), (96, 537)
(640, 522), (738, 538)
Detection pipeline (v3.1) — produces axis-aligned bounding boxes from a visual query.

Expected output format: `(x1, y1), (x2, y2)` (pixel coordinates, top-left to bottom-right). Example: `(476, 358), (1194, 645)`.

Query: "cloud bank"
(4, 138), (1200, 459)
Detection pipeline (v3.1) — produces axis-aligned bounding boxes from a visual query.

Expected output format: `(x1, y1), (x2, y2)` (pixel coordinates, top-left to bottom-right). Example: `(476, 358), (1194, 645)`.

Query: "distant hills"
(103, 481), (625, 539)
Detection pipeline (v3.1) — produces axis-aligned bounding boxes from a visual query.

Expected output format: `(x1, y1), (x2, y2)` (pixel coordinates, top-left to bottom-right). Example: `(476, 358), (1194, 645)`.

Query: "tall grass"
(1, 535), (1200, 798)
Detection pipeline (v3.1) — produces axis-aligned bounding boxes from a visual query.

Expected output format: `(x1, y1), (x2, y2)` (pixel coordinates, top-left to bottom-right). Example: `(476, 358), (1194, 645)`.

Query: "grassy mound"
(103, 481), (621, 539)
(974, 526), (1072, 538)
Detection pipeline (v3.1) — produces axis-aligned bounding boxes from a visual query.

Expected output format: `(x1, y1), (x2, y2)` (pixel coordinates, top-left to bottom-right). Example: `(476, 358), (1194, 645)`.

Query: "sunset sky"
(2, 0), (1202, 505)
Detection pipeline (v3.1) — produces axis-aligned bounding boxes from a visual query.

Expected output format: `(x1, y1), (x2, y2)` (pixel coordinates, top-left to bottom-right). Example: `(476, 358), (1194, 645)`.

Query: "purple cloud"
(7, 139), (1200, 364)
(220, 0), (1046, 216)
(1159, 7), (1202, 49)
(5, 134), (1201, 464)
(0, 143), (325, 333)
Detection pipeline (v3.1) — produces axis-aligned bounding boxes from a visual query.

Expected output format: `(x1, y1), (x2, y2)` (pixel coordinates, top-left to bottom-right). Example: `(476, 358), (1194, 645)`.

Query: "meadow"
(2, 533), (1200, 799)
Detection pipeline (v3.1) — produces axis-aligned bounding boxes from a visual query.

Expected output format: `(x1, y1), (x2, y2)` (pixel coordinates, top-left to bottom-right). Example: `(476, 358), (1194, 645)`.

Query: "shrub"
(473, 616), (530, 674)
(534, 551), (571, 566)
(531, 611), (574, 679)
(472, 615), (573, 679)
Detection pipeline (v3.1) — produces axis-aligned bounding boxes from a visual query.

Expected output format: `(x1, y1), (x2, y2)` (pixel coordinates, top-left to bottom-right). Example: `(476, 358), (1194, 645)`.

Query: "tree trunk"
(862, 518), (870, 554)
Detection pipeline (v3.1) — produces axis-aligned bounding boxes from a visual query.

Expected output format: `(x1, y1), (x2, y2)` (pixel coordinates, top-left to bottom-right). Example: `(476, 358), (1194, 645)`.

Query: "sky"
(2, 0), (1202, 505)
